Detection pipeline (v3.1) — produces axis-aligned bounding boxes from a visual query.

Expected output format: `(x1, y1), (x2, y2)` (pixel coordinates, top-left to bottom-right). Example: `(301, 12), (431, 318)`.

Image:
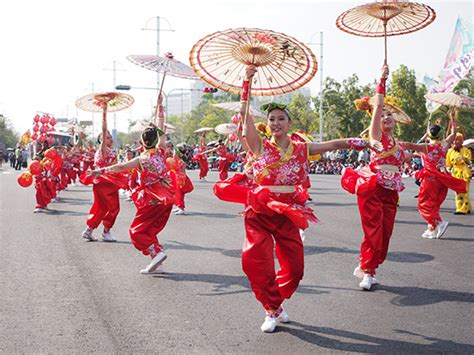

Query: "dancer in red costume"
(169, 150), (194, 215)
(89, 94), (174, 274)
(32, 142), (52, 213)
(81, 105), (127, 242)
(193, 132), (209, 181)
(224, 64), (369, 333)
(401, 111), (466, 239)
(216, 139), (234, 180)
(341, 65), (410, 291)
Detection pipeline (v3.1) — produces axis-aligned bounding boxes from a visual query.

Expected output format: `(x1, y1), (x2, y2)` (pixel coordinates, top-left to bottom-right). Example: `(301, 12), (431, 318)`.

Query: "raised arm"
(91, 156), (140, 176)
(444, 110), (457, 147)
(154, 94), (166, 150)
(240, 65), (262, 155)
(369, 65), (389, 145)
(200, 132), (207, 150)
(100, 106), (108, 156)
(308, 138), (370, 156)
(237, 121), (250, 153)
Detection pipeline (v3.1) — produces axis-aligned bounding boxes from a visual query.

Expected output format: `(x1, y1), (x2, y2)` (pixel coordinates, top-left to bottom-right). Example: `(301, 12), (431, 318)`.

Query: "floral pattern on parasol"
(75, 92), (134, 113)
(189, 28), (318, 96)
(425, 92), (474, 111)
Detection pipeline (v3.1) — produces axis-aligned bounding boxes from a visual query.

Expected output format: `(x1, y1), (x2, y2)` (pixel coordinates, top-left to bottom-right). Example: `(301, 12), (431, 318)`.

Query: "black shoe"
(454, 211), (467, 215)
(413, 195), (419, 198)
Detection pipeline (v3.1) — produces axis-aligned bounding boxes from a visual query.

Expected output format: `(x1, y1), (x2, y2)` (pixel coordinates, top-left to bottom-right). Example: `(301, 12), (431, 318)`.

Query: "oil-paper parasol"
(213, 102), (264, 117)
(76, 92), (134, 132)
(75, 92), (134, 113)
(189, 28), (317, 96)
(194, 127), (214, 133)
(190, 28), (317, 132)
(215, 123), (238, 135)
(127, 52), (199, 94)
(336, 0), (436, 64)
(425, 92), (474, 111)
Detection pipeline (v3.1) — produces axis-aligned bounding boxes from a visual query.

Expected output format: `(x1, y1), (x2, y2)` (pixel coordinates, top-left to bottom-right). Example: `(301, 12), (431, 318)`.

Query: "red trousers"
(199, 159), (209, 179)
(83, 161), (94, 172)
(129, 204), (173, 256)
(418, 176), (448, 228)
(175, 188), (185, 209)
(243, 210), (304, 311)
(86, 182), (120, 230)
(46, 178), (57, 200)
(59, 170), (68, 191)
(35, 178), (51, 209)
(218, 160), (229, 181)
(66, 168), (76, 183)
(357, 184), (398, 275)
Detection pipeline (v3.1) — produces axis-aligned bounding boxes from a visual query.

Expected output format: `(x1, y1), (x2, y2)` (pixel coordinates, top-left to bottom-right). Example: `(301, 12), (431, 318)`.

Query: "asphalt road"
(1, 166), (473, 354)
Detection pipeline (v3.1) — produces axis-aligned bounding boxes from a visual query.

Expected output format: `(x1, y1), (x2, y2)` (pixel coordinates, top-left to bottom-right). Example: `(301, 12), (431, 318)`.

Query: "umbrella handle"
(383, 20), (388, 66)
(241, 80), (252, 137)
(158, 72), (167, 97)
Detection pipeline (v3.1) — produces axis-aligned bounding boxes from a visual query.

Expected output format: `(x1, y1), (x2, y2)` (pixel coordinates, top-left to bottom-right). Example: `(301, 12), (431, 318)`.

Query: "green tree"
(287, 93), (318, 134)
(453, 71), (474, 138)
(390, 65), (428, 141)
(0, 115), (19, 148)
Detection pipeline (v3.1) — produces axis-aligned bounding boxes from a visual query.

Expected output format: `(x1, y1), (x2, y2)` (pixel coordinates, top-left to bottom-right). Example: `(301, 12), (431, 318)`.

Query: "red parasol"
(336, 1), (436, 64)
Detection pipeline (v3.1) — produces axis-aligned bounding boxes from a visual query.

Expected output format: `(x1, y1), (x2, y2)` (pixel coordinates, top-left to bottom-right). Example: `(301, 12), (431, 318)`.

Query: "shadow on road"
(152, 272), (328, 297)
(180, 212), (238, 219)
(395, 219), (472, 229)
(166, 241), (433, 264)
(278, 321), (474, 353)
(379, 285), (474, 306)
(44, 209), (88, 217)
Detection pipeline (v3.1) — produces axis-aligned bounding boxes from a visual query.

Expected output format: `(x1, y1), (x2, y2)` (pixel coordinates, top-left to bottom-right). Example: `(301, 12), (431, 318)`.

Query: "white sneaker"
(421, 229), (436, 239)
(435, 220), (449, 239)
(359, 274), (375, 291)
(261, 314), (279, 333)
(33, 208), (46, 213)
(172, 207), (180, 212)
(277, 307), (290, 323)
(175, 208), (186, 215)
(140, 251), (167, 274)
(82, 228), (98, 241)
(140, 264), (166, 275)
(101, 231), (116, 242)
(353, 265), (364, 279)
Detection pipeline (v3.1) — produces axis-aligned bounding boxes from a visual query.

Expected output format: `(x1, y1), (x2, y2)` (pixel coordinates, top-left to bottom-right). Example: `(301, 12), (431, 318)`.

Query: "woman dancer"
(400, 111), (466, 238)
(232, 65), (369, 333)
(81, 103), (127, 242)
(169, 149), (194, 215)
(447, 133), (472, 214)
(90, 94), (174, 273)
(341, 65), (408, 291)
(193, 132), (209, 181)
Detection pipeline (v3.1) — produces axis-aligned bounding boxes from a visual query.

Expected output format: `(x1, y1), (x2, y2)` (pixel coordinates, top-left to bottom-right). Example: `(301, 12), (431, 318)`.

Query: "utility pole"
(142, 16), (175, 91)
(309, 32), (324, 142)
(103, 61), (126, 148)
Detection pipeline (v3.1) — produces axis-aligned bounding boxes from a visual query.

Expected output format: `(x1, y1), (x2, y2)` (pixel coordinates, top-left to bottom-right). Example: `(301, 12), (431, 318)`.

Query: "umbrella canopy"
(425, 92), (474, 111)
(207, 140), (219, 147)
(336, 1), (436, 64)
(215, 123), (238, 135)
(194, 127), (214, 133)
(463, 138), (474, 148)
(213, 102), (264, 116)
(164, 123), (176, 134)
(189, 28), (317, 96)
(127, 53), (199, 80)
(75, 92), (134, 113)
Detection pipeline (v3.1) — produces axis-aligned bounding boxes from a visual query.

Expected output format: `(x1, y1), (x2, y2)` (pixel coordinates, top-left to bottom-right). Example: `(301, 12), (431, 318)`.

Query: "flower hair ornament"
(260, 102), (292, 120)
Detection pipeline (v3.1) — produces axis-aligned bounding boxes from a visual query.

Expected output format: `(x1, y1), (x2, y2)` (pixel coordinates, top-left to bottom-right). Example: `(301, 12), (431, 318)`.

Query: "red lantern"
(17, 171), (33, 187)
(44, 148), (59, 160)
(49, 117), (57, 126)
(31, 132), (38, 141)
(38, 134), (47, 143)
(33, 124), (40, 132)
(33, 114), (40, 123)
(39, 126), (46, 134)
(47, 136), (55, 146)
(29, 160), (43, 176)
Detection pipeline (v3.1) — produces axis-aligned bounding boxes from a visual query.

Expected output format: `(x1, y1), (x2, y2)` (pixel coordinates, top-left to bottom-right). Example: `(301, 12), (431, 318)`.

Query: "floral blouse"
(369, 134), (405, 191)
(94, 148), (117, 168)
(138, 149), (169, 187)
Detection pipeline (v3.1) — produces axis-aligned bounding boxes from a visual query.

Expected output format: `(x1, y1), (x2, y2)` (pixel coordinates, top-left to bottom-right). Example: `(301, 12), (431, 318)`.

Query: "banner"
(427, 17), (473, 97)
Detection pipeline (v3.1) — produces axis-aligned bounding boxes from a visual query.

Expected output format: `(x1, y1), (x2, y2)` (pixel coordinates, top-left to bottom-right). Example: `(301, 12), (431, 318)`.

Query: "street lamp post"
(309, 32), (324, 142)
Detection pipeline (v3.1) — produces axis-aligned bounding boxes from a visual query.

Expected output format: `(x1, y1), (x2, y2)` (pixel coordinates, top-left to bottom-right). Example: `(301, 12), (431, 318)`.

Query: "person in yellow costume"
(446, 133), (472, 214)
